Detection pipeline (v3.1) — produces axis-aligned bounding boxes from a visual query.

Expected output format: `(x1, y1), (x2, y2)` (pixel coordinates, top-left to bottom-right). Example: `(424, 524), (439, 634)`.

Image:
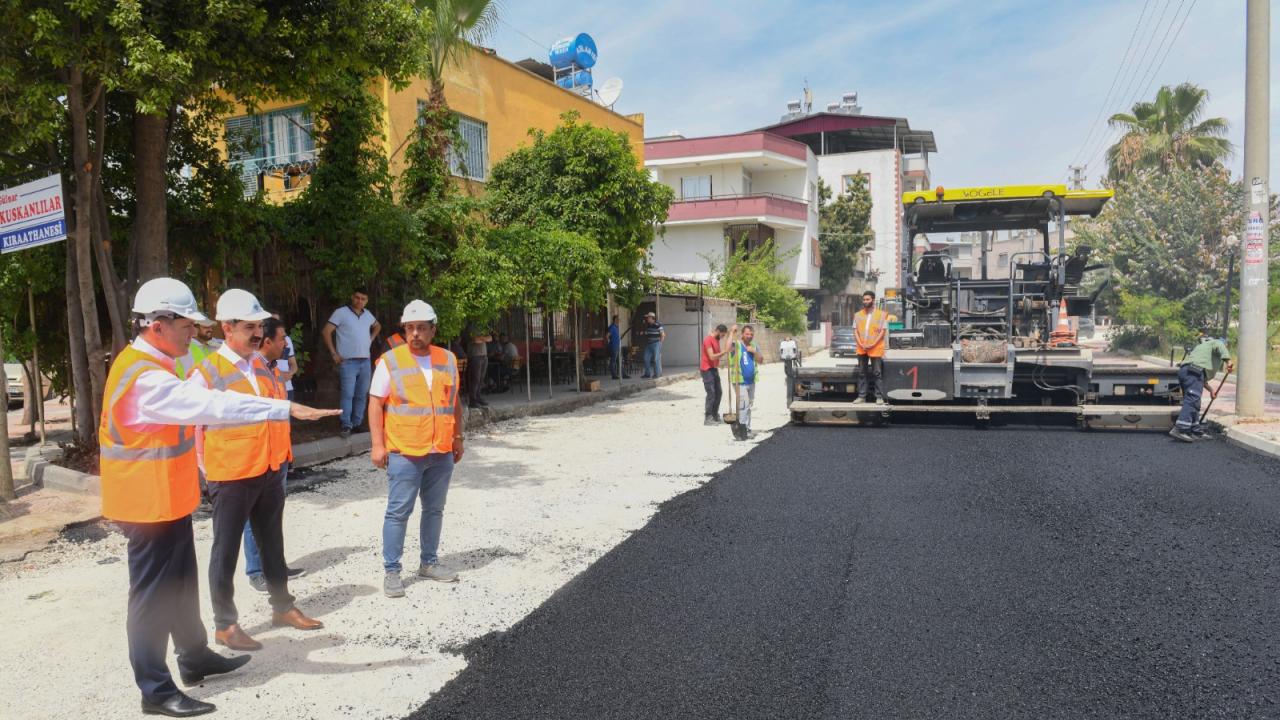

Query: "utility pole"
(1238, 0), (1269, 418)
(1068, 165), (1086, 190)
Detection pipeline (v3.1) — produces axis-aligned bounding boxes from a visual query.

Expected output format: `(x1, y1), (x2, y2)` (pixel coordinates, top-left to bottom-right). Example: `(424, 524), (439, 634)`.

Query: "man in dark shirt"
(640, 312), (665, 378)
(608, 315), (628, 379)
(701, 324), (730, 425)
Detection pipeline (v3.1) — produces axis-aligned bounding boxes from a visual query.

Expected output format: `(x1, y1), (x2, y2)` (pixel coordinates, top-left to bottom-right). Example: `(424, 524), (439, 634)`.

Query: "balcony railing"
(666, 192), (810, 224)
(229, 151), (318, 197)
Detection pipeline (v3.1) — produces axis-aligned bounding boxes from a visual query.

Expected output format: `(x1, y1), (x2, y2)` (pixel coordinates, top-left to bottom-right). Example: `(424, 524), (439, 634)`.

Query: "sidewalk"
(0, 364), (791, 719)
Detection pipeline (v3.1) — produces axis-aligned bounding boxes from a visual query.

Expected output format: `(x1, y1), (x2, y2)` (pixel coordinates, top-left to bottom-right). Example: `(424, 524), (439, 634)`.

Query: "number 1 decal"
(906, 366), (918, 390)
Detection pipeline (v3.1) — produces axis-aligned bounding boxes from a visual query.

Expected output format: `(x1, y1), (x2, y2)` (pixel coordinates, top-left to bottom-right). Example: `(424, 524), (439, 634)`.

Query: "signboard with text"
(0, 174), (67, 254)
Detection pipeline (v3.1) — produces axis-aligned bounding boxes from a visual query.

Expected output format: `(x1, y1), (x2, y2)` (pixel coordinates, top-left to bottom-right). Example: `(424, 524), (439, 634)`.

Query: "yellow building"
(219, 49), (644, 200)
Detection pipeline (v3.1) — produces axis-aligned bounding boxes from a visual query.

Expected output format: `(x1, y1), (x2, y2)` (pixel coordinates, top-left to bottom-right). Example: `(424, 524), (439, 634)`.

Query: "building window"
(224, 106), (316, 196)
(841, 173), (870, 193)
(449, 114), (488, 181)
(680, 175), (712, 200)
(741, 170), (752, 196)
(997, 252), (1009, 267)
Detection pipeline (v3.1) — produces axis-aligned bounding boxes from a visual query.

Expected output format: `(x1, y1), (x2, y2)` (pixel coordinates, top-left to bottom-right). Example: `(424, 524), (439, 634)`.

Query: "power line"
(499, 17), (549, 52)
(1068, 0), (1153, 170)
(1081, 0), (1197, 174)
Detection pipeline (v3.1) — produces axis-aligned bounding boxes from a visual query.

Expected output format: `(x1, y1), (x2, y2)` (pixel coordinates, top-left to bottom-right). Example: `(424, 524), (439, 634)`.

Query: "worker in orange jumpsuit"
(853, 290), (889, 403)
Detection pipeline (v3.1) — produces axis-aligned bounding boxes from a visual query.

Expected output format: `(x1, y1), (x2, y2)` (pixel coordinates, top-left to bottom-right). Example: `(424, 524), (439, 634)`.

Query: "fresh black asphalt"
(409, 425), (1280, 719)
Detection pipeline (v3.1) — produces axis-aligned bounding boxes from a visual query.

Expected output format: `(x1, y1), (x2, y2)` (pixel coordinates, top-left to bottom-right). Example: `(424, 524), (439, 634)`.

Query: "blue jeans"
(1176, 364), (1205, 431)
(338, 358), (372, 430)
(382, 452), (454, 572)
(643, 342), (662, 377)
(243, 462), (288, 578)
(609, 346), (622, 378)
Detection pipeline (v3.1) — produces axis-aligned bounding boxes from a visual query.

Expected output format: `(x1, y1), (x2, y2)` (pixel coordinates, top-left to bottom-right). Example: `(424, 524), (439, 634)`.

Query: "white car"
(5, 362), (24, 406)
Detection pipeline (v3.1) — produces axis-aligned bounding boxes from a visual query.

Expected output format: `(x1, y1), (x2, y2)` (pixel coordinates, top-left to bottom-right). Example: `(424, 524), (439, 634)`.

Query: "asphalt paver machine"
(790, 184), (1180, 429)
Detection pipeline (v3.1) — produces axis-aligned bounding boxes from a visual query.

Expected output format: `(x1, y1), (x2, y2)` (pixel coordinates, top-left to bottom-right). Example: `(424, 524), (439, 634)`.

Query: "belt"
(1179, 363), (1205, 376)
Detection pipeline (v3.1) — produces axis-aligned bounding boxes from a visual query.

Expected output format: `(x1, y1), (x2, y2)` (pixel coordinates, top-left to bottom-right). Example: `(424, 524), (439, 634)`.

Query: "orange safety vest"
(387, 333), (406, 349)
(379, 344), (458, 456)
(99, 346), (199, 523)
(195, 352), (291, 482)
(854, 308), (888, 358)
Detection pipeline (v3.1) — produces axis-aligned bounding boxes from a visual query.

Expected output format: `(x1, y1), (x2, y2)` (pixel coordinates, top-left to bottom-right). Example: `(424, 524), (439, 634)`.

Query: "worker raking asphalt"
(409, 425), (1280, 719)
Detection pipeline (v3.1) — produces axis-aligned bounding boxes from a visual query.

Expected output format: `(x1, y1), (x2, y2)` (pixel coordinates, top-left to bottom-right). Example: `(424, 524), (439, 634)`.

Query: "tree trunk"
(66, 224), (95, 446)
(20, 360), (35, 430)
(67, 65), (107, 426)
(131, 110), (169, 285)
(93, 177), (127, 352)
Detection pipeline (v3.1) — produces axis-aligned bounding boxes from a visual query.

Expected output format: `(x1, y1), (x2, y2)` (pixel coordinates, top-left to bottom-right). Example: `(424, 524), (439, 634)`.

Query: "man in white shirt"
(100, 278), (336, 717)
(321, 289), (381, 436)
(779, 336), (800, 403)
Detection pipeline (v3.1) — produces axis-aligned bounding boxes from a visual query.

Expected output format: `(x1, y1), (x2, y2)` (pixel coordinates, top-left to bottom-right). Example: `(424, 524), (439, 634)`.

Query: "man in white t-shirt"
(367, 300), (464, 598)
(321, 289), (381, 436)
(779, 336), (800, 403)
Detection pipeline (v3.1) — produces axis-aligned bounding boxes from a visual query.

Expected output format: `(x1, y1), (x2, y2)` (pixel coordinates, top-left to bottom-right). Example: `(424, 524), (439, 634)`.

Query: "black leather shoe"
(141, 691), (216, 716)
(179, 650), (251, 685)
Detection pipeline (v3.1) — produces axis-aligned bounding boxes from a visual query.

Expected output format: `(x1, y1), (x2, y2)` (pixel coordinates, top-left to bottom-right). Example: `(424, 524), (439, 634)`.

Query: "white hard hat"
(215, 289), (272, 322)
(401, 299), (437, 324)
(132, 278), (211, 323)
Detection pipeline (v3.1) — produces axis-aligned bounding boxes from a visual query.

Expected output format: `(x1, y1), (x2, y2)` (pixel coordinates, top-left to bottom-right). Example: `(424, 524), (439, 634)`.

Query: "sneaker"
(1168, 427), (1196, 443)
(383, 571), (405, 598)
(248, 574), (268, 593)
(704, 416), (719, 426)
(746, 430), (758, 439)
(1191, 430), (1212, 441)
(417, 563), (459, 583)
(287, 566), (306, 579)
(339, 427), (352, 439)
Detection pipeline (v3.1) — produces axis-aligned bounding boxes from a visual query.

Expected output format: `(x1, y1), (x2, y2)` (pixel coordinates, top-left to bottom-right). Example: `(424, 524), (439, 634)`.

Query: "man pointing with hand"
(368, 300), (464, 599)
(101, 278), (337, 718)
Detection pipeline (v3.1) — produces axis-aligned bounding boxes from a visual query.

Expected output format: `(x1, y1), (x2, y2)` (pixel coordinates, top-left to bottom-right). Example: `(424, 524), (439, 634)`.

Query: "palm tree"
(1106, 83), (1232, 179)
(417, 0), (500, 111)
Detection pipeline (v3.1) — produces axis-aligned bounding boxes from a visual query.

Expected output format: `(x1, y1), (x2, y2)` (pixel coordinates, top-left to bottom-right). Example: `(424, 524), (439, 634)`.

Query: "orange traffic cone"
(1048, 299), (1076, 347)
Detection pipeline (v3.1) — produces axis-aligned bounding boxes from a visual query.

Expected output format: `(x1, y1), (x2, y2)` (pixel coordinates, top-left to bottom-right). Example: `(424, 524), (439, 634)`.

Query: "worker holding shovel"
(725, 324), (762, 441)
(1170, 332), (1233, 443)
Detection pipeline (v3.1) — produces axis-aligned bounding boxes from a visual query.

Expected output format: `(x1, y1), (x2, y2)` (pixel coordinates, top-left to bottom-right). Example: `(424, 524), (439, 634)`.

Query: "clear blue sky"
(489, 0), (1278, 188)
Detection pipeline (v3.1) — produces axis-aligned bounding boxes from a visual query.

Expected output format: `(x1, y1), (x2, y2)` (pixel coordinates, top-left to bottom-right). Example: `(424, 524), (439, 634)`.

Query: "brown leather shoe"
(271, 607), (324, 631)
(214, 624), (263, 651)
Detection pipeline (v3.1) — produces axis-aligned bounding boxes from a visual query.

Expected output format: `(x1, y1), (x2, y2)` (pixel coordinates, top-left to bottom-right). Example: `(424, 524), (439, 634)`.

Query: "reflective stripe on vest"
(99, 346), (200, 523)
(381, 344), (457, 456)
(197, 352), (291, 481)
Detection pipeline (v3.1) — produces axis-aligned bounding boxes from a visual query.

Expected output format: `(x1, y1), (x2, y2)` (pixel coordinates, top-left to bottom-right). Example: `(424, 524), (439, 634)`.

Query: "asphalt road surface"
(409, 425), (1280, 719)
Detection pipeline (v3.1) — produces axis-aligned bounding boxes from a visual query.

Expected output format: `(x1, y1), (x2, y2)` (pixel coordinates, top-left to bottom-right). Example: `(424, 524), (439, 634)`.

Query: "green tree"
(1107, 83), (1232, 180)
(817, 175), (873, 294)
(1074, 166), (1244, 350)
(710, 241), (809, 334)
(487, 111), (675, 307)
(415, 0), (498, 113)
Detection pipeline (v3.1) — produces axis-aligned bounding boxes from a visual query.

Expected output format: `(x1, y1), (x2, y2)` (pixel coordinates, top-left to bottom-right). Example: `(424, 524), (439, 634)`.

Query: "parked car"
(831, 327), (858, 358)
(5, 362), (23, 406)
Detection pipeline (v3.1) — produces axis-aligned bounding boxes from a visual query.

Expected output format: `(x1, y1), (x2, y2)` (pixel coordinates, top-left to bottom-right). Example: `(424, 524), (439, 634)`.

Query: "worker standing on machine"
(853, 291), (888, 403)
(1170, 332), (1234, 442)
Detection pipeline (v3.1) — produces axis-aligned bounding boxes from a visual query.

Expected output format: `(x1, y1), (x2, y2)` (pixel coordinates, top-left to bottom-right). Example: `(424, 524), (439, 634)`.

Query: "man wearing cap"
(368, 300), (465, 598)
(101, 278), (337, 717)
(190, 289), (326, 652)
(1170, 332), (1235, 442)
(640, 311), (665, 379)
(175, 319), (220, 380)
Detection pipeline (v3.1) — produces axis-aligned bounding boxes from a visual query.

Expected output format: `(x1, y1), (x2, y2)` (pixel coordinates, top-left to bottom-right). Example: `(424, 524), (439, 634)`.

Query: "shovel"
(1198, 372), (1231, 424)
(724, 375), (750, 440)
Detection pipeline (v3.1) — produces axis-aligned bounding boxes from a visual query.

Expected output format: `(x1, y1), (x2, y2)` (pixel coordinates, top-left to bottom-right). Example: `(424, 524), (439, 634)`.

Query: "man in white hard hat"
(100, 278), (337, 718)
(189, 289), (325, 653)
(368, 300), (465, 598)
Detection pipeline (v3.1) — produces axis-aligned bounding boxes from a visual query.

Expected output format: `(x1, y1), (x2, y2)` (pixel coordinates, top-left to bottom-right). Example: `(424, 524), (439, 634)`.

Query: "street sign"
(0, 174), (67, 254)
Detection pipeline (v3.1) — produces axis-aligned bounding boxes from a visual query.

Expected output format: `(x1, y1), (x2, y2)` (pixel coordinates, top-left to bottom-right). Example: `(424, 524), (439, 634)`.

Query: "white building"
(757, 106), (937, 326)
(645, 131), (822, 292)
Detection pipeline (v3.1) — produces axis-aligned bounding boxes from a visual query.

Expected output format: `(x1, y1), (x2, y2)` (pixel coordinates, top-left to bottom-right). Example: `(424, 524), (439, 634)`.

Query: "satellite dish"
(597, 77), (623, 107)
